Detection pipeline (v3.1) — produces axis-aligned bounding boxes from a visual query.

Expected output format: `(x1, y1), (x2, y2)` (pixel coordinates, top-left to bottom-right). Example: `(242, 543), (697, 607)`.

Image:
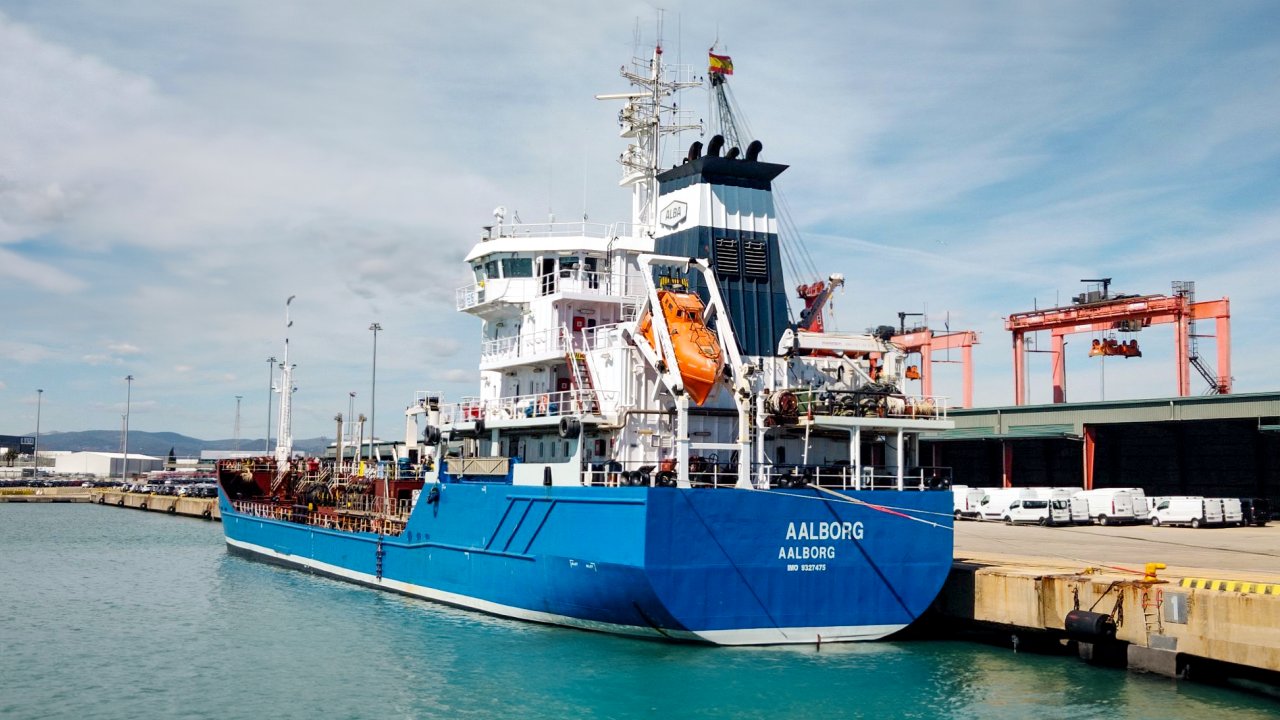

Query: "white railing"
(580, 322), (626, 352)
(480, 326), (569, 365)
(441, 388), (616, 424)
(457, 270), (647, 311)
(487, 221), (623, 240)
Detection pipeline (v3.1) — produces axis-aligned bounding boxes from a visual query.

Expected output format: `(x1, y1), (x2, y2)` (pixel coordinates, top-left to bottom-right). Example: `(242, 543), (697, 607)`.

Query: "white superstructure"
(418, 44), (955, 492)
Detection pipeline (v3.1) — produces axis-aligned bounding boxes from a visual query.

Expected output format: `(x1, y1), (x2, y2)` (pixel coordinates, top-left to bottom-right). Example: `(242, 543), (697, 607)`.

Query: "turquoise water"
(1, 505), (1276, 720)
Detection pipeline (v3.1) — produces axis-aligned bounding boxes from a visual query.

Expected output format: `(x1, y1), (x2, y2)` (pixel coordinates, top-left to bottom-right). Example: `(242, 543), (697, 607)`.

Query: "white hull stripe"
(225, 538), (905, 645)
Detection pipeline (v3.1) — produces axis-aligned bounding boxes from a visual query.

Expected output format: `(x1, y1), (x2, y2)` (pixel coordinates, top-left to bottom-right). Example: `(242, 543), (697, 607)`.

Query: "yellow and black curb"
(1180, 577), (1280, 594)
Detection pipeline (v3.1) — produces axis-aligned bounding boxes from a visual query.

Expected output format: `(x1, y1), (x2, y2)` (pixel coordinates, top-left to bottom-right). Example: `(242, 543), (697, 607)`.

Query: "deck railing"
(441, 388), (616, 424)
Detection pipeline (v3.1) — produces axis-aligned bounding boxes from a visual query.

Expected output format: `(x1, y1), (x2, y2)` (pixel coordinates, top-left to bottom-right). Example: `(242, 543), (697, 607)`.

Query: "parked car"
(1240, 498), (1272, 527)
(951, 485), (987, 520)
(1002, 498), (1054, 526)
(1074, 489), (1139, 525)
(1213, 498), (1244, 526)
(977, 488), (1036, 521)
(1149, 496), (1224, 528)
(1022, 487), (1074, 526)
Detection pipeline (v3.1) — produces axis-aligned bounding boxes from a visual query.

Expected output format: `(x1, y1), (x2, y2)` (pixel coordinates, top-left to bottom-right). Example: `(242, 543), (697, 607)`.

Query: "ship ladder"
(565, 348), (599, 414)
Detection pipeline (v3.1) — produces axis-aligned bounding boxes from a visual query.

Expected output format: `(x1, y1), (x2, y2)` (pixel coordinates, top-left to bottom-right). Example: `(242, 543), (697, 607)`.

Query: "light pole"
(347, 391), (356, 462)
(34, 389), (43, 470)
(369, 323), (381, 464)
(265, 356), (277, 452)
(234, 395), (243, 451)
(122, 375), (134, 482)
(369, 322), (384, 513)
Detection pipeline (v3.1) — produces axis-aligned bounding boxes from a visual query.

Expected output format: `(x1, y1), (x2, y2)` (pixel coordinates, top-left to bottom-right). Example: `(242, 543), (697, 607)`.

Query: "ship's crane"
(796, 274), (845, 332)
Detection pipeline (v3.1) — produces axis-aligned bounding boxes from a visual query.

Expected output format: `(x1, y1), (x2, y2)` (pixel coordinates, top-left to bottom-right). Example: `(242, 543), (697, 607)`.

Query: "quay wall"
(938, 556), (1280, 679)
(89, 490), (220, 521)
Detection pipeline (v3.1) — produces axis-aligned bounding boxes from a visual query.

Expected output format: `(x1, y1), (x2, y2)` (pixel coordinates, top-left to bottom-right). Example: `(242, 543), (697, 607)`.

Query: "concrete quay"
(0, 486), (90, 502)
(89, 489), (220, 521)
(938, 521), (1280, 685)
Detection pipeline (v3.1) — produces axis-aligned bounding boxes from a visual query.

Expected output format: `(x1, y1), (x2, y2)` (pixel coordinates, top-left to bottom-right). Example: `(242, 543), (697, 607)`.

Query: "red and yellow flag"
(708, 52), (734, 75)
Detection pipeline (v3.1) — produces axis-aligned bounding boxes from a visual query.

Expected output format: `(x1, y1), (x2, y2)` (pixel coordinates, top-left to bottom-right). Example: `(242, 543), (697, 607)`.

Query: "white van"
(1129, 488), (1149, 521)
(1023, 487), (1074, 526)
(1051, 487), (1092, 524)
(1215, 498), (1243, 526)
(1150, 496), (1224, 528)
(952, 485), (987, 520)
(1074, 489), (1138, 525)
(1001, 498), (1054, 525)
(977, 488), (1035, 522)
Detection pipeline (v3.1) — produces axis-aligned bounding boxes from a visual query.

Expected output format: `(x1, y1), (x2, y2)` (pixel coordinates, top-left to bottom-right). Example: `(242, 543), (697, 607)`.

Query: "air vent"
(714, 237), (740, 276)
(743, 240), (768, 279)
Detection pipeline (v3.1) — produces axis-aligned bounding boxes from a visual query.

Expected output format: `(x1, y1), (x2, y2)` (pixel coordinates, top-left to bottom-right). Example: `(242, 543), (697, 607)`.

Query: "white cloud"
(1, 2), (1277, 436)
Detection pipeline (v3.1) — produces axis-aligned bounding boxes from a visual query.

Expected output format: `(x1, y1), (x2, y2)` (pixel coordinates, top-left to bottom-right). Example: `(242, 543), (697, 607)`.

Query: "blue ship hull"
(219, 484), (953, 645)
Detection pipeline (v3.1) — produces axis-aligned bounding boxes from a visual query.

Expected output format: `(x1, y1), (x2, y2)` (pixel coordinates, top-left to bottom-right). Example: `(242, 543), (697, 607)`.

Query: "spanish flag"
(708, 52), (734, 75)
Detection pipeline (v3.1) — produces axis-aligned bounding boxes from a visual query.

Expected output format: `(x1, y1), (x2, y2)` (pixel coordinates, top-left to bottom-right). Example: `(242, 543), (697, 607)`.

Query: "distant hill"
(36, 430), (333, 458)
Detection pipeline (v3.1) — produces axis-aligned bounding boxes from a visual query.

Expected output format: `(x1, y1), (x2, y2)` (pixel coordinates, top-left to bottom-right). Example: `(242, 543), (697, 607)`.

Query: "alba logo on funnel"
(660, 201), (688, 228)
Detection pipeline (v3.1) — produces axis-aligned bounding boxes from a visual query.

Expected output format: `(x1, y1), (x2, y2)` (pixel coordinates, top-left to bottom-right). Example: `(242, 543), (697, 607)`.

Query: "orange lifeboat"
(638, 290), (725, 406)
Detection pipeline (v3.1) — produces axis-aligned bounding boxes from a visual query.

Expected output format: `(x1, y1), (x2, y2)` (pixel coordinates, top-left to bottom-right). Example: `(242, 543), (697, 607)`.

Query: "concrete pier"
(89, 490), (220, 521)
(0, 487), (91, 503)
(939, 522), (1280, 682)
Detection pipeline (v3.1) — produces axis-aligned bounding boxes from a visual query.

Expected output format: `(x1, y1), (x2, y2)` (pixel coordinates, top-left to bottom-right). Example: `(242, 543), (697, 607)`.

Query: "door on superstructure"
(540, 258), (556, 295)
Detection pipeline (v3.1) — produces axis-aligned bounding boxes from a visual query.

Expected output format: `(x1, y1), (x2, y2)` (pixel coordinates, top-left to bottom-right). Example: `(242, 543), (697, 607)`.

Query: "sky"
(2, 1), (1279, 442)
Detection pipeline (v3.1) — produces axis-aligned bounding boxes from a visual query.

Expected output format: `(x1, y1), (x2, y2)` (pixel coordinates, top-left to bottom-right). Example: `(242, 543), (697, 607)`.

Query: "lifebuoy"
(536, 394), (549, 415)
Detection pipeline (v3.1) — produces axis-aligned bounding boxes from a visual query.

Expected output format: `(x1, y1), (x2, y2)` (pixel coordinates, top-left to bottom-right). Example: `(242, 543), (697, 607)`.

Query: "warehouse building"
(53, 451), (163, 477)
(923, 392), (1280, 502)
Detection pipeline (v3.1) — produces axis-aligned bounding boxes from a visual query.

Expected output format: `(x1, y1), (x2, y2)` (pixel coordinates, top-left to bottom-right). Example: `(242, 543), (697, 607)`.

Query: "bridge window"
(501, 257), (533, 278)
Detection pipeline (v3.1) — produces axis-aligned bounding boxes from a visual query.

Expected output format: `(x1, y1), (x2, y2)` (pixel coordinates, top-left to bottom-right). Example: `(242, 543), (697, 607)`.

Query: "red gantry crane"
(890, 312), (980, 409)
(1005, 279), (1231, 405)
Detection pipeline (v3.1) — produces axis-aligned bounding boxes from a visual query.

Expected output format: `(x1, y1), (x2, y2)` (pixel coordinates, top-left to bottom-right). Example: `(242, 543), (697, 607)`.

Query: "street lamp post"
(369, 322), (383, 508)
(35, 389), (43, 470)
(347, 391), (356, 463)
(368, 322), (381, 461)
(265, 356), (277, 452)
(234, 395), (243, 451)
(122, 375), (134, 482)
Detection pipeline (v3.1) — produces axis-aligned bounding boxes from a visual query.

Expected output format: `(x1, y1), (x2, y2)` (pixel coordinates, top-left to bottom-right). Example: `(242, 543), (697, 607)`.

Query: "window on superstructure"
(484, 259), (500, 279)
(501, 257), (533, 278)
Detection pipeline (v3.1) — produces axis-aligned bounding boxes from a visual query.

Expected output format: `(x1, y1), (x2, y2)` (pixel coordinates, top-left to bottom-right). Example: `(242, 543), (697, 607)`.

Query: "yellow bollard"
(1143, 562), (1168, 583)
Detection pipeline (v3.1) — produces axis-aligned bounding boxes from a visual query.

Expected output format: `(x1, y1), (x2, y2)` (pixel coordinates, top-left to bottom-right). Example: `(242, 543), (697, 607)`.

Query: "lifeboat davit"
(638, 290), (725, 406)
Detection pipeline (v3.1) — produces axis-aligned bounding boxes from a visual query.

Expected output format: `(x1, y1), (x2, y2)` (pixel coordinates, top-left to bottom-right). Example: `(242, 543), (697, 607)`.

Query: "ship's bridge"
(455, 221), (652, 316)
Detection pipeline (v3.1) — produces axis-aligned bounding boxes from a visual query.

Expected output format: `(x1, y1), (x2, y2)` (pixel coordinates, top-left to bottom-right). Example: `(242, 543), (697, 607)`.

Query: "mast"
(597, 42), (700, 229)
(274, 295), (296, 486)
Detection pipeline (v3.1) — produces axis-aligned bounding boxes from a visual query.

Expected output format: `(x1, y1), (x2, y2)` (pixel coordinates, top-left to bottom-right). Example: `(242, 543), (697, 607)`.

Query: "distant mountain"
(36, 430), (333, 458)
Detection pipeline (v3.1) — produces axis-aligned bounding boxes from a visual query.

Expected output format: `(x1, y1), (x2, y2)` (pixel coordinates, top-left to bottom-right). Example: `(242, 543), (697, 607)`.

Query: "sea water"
(1, 504), (1276, 720)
